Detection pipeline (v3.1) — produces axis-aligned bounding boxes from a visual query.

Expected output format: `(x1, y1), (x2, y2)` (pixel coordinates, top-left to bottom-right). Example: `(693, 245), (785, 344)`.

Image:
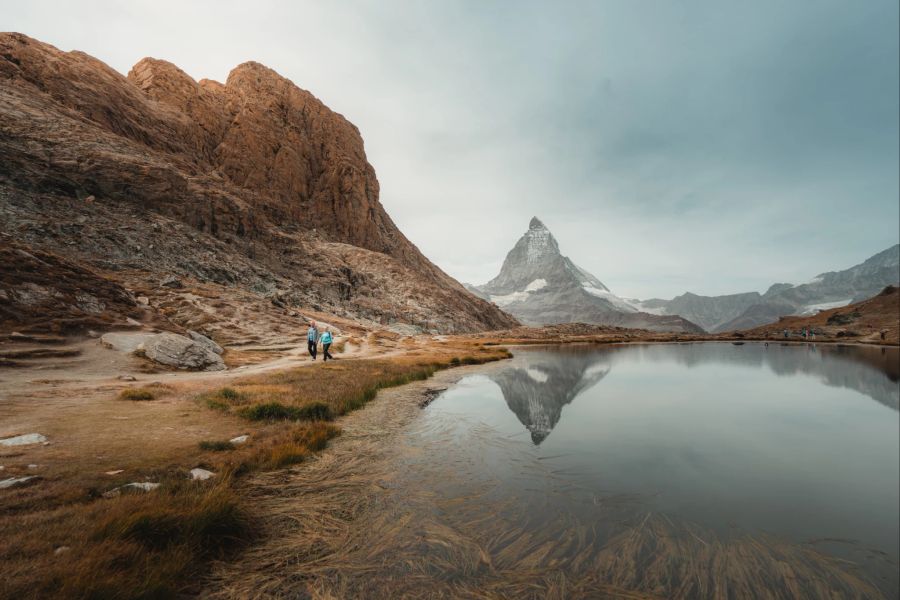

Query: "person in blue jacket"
(321, 328), (335, 362)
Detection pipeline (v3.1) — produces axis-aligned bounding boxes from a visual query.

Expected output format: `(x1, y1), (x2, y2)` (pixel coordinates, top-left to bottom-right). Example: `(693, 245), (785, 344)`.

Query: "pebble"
(229, 434), (249, 445)
(104, 470), (124, 476)
(54, 546), (71, 555)
(0, 433), (48, 447)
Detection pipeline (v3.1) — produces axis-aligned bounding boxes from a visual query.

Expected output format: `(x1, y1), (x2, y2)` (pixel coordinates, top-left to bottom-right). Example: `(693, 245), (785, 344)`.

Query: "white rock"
(27, 464), (38, 469)
(0, 433), (48, 447)
(190, 468), (215, 481)
(105, 470), (124, 476)
(102, 482), (159, 498)
(54, 546), (70, 555)
(0, 476), (37, 489)
(229, 434), (249, 445)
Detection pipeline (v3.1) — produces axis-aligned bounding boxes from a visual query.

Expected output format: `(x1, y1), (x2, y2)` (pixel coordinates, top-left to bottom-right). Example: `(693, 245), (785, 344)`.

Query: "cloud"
(3, 0), (897, 298)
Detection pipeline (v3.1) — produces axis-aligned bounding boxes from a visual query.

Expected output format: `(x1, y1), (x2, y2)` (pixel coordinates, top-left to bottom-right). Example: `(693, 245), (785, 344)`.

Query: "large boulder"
(141, 332), (225, 371)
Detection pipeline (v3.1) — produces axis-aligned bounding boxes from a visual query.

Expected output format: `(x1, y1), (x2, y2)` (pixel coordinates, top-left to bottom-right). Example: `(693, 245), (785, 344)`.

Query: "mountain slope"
(475, 218), (702, 332)
(636, 245), (899, 333)
(0, 33), (517, 336)
(716, 244), (899, 331)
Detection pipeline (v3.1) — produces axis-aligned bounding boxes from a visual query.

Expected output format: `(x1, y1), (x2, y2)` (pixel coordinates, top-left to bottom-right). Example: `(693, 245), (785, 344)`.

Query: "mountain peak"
(529, 216), (547, 230)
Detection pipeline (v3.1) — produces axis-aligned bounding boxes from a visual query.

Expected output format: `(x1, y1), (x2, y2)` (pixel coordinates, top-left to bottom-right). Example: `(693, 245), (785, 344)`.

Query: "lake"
(392, 342), (899, 598)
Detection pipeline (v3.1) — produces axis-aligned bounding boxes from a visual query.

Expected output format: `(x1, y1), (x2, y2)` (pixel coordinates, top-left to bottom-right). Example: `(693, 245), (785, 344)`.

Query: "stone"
(229, 434), (249, 445)
(105, 469), (124, 475)
(136, 296), (150, 305)
(0, 433), (48, 447)
(187, 330), (224, 354)
(54, 546), (70, 555)
(103, 482), (160, 498)
(117, 375), (137, 381)
(141, 332), (225, 371)
(0, 476), (38, 489)
(190, 468), (215, 481)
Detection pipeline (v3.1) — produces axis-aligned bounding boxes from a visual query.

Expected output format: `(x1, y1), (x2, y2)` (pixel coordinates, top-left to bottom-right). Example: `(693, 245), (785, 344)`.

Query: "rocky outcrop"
(475, 218), (703, 333)
(0, 33), (517, 334)
(141, 332), (225, 371)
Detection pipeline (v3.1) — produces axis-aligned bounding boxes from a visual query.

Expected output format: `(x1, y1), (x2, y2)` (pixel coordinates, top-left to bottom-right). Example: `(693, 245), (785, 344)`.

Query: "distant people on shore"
(306, 321), (337, 362)
(307, 321), (319, 360)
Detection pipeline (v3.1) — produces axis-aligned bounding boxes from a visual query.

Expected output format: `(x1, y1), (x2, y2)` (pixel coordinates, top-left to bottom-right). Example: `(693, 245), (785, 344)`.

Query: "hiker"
(783, 329), (789, 338)
(307, 321), (319, 360)
(321, 328), (335, 362)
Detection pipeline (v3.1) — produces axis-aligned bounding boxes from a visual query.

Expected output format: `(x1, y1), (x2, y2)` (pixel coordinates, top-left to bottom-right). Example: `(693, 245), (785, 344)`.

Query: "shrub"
(118, 388), (156, 401)
(199, 440), (235, 452)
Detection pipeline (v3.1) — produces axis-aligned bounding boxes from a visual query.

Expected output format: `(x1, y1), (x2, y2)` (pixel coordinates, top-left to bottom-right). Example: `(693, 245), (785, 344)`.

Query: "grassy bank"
(0, 343), (510, 599)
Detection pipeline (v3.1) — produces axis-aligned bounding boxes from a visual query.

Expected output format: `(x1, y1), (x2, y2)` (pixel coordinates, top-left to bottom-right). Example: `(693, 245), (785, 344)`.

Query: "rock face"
(475, 218), (703, 333)
(141, 332), (225, 371)
(0, 33), (517, 335)
(636, 244), (900, 332)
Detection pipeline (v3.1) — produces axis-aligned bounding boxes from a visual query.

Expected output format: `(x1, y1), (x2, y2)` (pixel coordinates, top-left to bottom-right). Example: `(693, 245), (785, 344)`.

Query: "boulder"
(0, 433), (48, 447)
(141, 333), (225, 371)
(187, 330), (224, 355)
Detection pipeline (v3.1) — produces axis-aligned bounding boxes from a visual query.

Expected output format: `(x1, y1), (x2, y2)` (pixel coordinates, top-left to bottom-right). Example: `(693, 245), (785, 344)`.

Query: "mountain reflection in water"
(492, 343), (898, 443)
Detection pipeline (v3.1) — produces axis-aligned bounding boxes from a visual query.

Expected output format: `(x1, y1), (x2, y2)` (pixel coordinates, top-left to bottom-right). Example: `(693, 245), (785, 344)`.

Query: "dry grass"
(0, 476), (250, 600)
(0, 338), (511, 599)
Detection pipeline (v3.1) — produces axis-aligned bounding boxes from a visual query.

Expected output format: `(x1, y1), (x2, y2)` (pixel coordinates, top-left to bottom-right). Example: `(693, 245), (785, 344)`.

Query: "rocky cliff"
(0, 33), (517, 337)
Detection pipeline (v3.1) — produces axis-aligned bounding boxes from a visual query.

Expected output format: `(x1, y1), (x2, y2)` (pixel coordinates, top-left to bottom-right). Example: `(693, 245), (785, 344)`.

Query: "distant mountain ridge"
(633, 244), (900, 332)
(474, 218), (703, 333)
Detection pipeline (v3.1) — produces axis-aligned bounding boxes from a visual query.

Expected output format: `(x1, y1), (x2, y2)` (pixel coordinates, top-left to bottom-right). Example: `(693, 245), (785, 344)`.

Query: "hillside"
(0, 33), (517, 339)
(741, 285), (899, 344)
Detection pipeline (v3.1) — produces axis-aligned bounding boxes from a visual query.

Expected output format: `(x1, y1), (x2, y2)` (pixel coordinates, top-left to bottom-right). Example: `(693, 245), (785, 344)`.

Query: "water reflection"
(489, 346), (611, 444)
(492, 343), (898, 444)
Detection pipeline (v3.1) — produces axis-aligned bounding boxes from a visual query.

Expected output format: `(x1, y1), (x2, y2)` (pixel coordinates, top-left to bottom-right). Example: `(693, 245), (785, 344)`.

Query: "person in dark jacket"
(307, 321), (319, 360)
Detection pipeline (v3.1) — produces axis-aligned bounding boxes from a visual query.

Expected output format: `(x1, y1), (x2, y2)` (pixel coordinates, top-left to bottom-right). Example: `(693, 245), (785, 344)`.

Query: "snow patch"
(526, 368), (549, 383)
(491, 279), (548, 307)
(796, 299), (853, 315)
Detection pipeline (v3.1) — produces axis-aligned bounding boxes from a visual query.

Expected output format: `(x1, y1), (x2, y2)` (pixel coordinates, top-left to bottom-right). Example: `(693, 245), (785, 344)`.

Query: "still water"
(401, 342), (899, 598)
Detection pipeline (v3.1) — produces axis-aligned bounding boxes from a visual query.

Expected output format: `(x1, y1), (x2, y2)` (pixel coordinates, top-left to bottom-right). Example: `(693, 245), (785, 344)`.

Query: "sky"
(3, 0), (898, 298)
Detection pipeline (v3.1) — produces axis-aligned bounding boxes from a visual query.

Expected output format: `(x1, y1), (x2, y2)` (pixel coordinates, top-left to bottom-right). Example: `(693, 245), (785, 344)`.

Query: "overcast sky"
(4, 0), (898, 298)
